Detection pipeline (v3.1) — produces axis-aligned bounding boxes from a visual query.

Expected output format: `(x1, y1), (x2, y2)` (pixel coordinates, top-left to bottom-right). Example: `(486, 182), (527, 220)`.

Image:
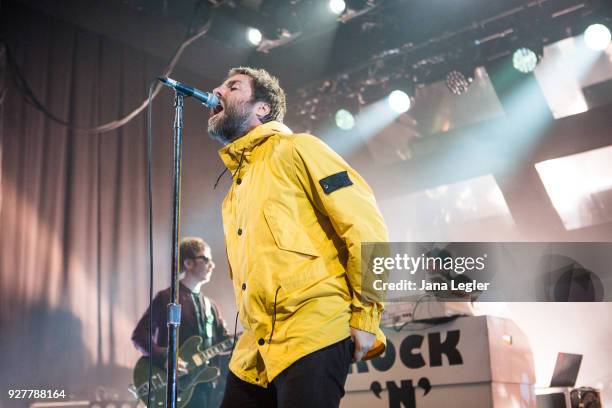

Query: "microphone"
(157, 77), (219, 108)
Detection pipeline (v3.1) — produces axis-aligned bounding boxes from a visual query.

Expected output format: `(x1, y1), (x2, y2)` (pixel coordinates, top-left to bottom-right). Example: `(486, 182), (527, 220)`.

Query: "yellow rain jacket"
(219, 121), (388, 387)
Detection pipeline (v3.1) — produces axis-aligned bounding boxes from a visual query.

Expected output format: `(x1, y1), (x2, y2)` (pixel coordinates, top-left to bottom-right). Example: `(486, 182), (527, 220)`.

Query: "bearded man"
(208, 67), (388, 408)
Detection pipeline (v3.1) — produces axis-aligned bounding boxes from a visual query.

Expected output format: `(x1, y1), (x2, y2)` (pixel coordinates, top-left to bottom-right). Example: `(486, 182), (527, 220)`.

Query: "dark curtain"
(0, 2), (235, 402)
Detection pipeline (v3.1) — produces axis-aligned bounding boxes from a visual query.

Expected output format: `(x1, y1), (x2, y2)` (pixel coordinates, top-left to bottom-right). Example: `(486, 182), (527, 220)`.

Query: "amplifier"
(536, 388), (602, 408)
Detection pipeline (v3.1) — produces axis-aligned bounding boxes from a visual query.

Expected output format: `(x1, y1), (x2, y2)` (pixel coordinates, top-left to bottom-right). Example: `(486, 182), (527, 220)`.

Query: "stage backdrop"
(0, 1), (240, 400)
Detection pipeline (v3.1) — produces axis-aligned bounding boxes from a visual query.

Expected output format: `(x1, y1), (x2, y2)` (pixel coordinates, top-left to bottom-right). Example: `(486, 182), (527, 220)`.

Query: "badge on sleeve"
(319, 171), (353, 194)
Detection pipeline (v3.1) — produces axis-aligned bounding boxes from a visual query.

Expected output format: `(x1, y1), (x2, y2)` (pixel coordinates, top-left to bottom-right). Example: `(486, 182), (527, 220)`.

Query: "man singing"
(208, 67), (388, 408)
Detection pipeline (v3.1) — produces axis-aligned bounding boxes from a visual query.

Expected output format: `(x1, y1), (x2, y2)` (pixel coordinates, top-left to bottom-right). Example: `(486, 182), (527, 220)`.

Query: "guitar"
(129, 336), (235, 408)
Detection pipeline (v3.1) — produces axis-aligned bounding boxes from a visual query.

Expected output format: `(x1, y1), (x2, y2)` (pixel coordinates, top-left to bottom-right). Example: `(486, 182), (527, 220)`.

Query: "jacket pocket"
(263, 200), (319, 258)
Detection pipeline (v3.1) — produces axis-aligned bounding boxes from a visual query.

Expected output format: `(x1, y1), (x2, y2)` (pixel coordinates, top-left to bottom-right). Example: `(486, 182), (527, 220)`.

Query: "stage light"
(584, 24), (611, 51)
(387, 90), (412, 113)
(512, 47), (538, 73)
(329, 0), (346, 15)
(246, 27), (263, 46)
(335, 109), (355, 130)
(445, 70), (472, 95)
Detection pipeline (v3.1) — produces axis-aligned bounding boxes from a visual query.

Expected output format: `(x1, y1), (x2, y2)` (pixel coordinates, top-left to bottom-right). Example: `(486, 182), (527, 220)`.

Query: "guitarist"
(131, 236), (229, 407)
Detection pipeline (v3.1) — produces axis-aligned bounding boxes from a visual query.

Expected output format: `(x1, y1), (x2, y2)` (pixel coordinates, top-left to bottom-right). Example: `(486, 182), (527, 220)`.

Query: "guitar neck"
(197, 337), (233, 361)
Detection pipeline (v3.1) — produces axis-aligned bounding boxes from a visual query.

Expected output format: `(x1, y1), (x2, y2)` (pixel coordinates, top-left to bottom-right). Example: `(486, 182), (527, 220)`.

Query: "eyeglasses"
(191, 255), (210, 263)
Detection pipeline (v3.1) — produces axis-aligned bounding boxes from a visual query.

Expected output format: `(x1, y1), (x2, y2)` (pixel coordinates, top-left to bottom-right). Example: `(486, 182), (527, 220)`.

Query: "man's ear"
(183, 259), (192, 271)
(256, 102), (271, 122)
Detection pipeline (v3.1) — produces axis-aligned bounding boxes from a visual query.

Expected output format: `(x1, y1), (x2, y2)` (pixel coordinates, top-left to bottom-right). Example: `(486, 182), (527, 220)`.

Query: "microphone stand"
(166, 90), (184, 408)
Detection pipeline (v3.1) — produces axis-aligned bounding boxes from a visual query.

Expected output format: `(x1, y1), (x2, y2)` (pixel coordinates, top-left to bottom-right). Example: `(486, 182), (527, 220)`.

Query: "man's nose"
(212, 87), (223, 99)
(209, 260), (216, 269)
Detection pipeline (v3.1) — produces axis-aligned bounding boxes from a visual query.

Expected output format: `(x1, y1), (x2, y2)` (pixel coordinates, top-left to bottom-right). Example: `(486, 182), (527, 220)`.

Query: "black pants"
(220, 337), (353, 408)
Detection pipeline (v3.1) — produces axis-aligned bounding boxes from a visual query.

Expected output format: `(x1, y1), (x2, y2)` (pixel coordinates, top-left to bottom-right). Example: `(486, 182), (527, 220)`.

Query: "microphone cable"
(145, 78), (157, 408)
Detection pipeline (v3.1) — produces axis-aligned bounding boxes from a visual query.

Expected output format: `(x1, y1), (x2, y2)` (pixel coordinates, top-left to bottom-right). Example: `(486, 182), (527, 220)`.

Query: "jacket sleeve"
(131, 292), (168, 367)
(291, 134), (389, 334)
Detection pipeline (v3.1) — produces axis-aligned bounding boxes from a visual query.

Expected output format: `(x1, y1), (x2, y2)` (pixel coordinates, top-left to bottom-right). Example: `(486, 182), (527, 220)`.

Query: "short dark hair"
(228, 67), (286, 123)
(179, 237), (207, 272)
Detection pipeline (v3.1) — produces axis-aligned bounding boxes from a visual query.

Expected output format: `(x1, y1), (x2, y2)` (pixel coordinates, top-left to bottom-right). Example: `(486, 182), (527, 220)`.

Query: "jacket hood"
(218, 121), (292, 173)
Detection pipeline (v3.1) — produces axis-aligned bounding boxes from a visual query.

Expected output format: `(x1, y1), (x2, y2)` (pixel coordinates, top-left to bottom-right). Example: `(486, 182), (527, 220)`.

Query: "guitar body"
(132, 336), (221, 408)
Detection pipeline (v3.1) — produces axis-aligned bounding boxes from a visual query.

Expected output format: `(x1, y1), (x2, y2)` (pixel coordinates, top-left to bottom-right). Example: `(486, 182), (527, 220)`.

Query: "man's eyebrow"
(224, 79), (242, 88)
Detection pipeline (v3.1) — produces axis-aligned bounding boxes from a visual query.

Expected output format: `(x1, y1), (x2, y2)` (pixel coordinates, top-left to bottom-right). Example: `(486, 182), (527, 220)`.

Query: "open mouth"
(212, 103), (224, 117)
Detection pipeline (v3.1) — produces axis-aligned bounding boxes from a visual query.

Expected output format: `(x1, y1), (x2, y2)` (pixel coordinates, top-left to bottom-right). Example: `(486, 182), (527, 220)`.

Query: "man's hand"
(165, 357), (189, 375)
(178, 358), (189, 375)
(350, 327), (376, 362)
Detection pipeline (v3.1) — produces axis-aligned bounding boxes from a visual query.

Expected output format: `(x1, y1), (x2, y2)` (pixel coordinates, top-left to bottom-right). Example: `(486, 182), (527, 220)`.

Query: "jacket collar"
(218, 121), (292, 172)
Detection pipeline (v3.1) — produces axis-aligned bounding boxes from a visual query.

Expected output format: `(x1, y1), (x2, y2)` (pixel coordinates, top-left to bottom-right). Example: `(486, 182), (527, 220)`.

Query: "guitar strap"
(192, 292), (215, 349)
(203, 296), (214, 344)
